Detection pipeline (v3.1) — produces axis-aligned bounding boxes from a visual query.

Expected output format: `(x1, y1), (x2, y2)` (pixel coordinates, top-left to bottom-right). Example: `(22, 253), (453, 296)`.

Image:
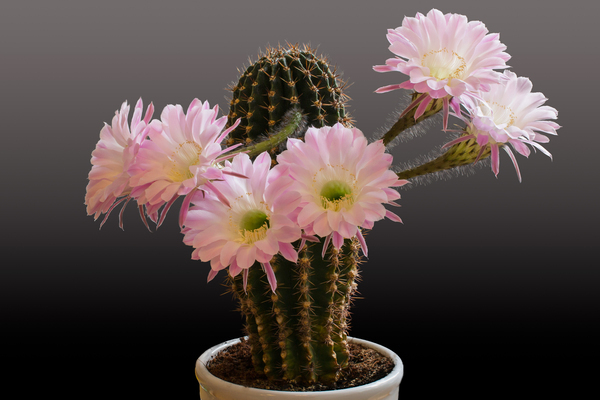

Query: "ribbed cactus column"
(223, 44), (358, 384)
(226, 44), (352, 146)
(228, 238), (361, 383)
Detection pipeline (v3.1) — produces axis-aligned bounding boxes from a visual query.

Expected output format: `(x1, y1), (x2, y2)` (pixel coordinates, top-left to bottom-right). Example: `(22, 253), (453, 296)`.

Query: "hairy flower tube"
(181, 152), (302, 292)
(85, 98), (155, 229)
(445, 70), (560, 181)
(374, 8), (510, 128)
(128, 99), (241, 226)
(276, 123), (407, 256)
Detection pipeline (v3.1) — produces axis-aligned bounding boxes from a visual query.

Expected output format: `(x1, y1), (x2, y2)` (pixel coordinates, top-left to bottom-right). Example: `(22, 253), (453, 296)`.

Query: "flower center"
(422, 48), (466, 81)
(168, 141), (202, 182)
(239, 209), (269, 244)
(320, 180), (354, 211)
(488, 101), (517, 127)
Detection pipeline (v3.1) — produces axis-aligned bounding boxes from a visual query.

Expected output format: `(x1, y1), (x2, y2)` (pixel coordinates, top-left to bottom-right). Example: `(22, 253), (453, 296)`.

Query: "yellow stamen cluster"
(490, 101), (517, 127)
(168, 141), (203, 182)
(422, 48), (467, 81)
(321, 194), (355, 212)
(227, 193), (271, 245)
(314, 165), (357, 212)
(241, 223), (269, 244)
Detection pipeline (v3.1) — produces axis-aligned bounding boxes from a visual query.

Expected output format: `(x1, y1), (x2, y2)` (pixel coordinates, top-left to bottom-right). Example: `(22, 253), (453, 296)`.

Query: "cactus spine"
(228, 239), (360, 383)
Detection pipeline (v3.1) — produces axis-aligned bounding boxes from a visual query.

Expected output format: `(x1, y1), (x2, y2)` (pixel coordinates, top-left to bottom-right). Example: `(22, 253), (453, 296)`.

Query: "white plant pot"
(195, 337), (403, 399)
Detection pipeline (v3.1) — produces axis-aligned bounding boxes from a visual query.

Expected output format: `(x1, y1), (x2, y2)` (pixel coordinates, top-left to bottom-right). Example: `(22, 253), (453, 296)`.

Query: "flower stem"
(381, 94), (444, 146)
(226, 108), (305, 160)
(396, 134), (492, 179)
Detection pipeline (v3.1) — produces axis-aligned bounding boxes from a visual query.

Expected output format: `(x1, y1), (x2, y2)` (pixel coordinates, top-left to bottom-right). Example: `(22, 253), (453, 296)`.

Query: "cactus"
(221, 45), (494, 384)
(222, 44), (360, 384)
(226, 44), (352, 149)
(228, 238), (361, 384)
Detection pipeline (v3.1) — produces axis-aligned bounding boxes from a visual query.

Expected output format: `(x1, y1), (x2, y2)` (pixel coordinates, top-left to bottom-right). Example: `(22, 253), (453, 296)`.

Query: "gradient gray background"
(2, 0), (598, 397)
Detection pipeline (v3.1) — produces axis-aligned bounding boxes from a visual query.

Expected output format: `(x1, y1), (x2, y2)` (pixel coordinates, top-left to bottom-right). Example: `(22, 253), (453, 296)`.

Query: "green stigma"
(240, 209), (269, 232)
(320, 180), (352, 201)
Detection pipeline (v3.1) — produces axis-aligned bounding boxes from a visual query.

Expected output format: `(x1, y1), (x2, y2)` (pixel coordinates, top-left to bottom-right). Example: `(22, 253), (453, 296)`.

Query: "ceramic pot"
(195, 337), (403, 399)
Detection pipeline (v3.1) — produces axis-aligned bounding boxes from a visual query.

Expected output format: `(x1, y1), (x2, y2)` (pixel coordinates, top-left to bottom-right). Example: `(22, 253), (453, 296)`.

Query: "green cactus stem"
(222, 44), (359, 385)
(228, 238), (361, 384)
(397, 134), (492, 180)
(226, 44), (352, 149)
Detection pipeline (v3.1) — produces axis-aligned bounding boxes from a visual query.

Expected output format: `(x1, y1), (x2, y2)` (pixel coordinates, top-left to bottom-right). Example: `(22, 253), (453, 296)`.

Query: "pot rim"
(195, 336), (403, 397)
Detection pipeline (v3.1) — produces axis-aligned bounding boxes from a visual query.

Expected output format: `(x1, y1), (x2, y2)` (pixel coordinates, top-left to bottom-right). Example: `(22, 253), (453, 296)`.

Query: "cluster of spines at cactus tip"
(227, 238), (361, 384)
(225, 43), (353, 149)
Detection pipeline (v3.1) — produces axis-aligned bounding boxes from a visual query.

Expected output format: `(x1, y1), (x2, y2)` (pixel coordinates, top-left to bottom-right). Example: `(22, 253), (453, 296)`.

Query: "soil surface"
(205, 338), (395, 392)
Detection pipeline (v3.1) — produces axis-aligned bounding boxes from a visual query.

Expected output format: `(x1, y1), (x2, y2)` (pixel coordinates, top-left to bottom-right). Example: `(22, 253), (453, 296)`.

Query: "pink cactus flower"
(277, 123), (407, 256)
(444, 70), (560, 181)
(374, 9), (510, 129)
(182, 152), (302, 292)
(85, 99), (155, 229)
(128, 99), (241, 226)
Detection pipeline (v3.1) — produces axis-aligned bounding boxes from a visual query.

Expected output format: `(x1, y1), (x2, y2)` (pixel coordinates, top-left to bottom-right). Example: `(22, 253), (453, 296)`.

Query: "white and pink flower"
(182, 152), (302, 292)
(85, 98), (155, 228)
(374, 9), (510, 128)
(444, 70), (560, 181)
(128, 99), (241, 226)
(277, 123), (407, 256)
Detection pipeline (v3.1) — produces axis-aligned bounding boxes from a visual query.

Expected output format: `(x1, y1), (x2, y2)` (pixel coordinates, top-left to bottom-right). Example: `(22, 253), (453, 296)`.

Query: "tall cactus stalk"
(223, 44), (359, 384)
(228, 238), (360, 383)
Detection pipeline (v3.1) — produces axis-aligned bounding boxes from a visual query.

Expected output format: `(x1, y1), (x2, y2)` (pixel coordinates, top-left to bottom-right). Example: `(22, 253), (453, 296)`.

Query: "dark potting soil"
(205, 338), (395, 392)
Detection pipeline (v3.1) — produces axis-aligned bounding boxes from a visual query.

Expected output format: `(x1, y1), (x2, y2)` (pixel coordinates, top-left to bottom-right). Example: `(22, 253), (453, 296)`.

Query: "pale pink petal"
(229, 260), (242, 278)
(503, 146), (522, 183)
(490, 143), (500, 177)
(220, 240), (241, 268)
(356, 229), (368, 258)
(332, 231), (344, 251)
(297, 202), (325, 228)
(278, 242), (298, 263)
(207, 269), (219, 283)
(385, 210), (403, 223)
(262, 262), (277, 293)
(313, 213), (332, 237)
(242, 268), (249, 293)
(322, 234), (332, 258)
